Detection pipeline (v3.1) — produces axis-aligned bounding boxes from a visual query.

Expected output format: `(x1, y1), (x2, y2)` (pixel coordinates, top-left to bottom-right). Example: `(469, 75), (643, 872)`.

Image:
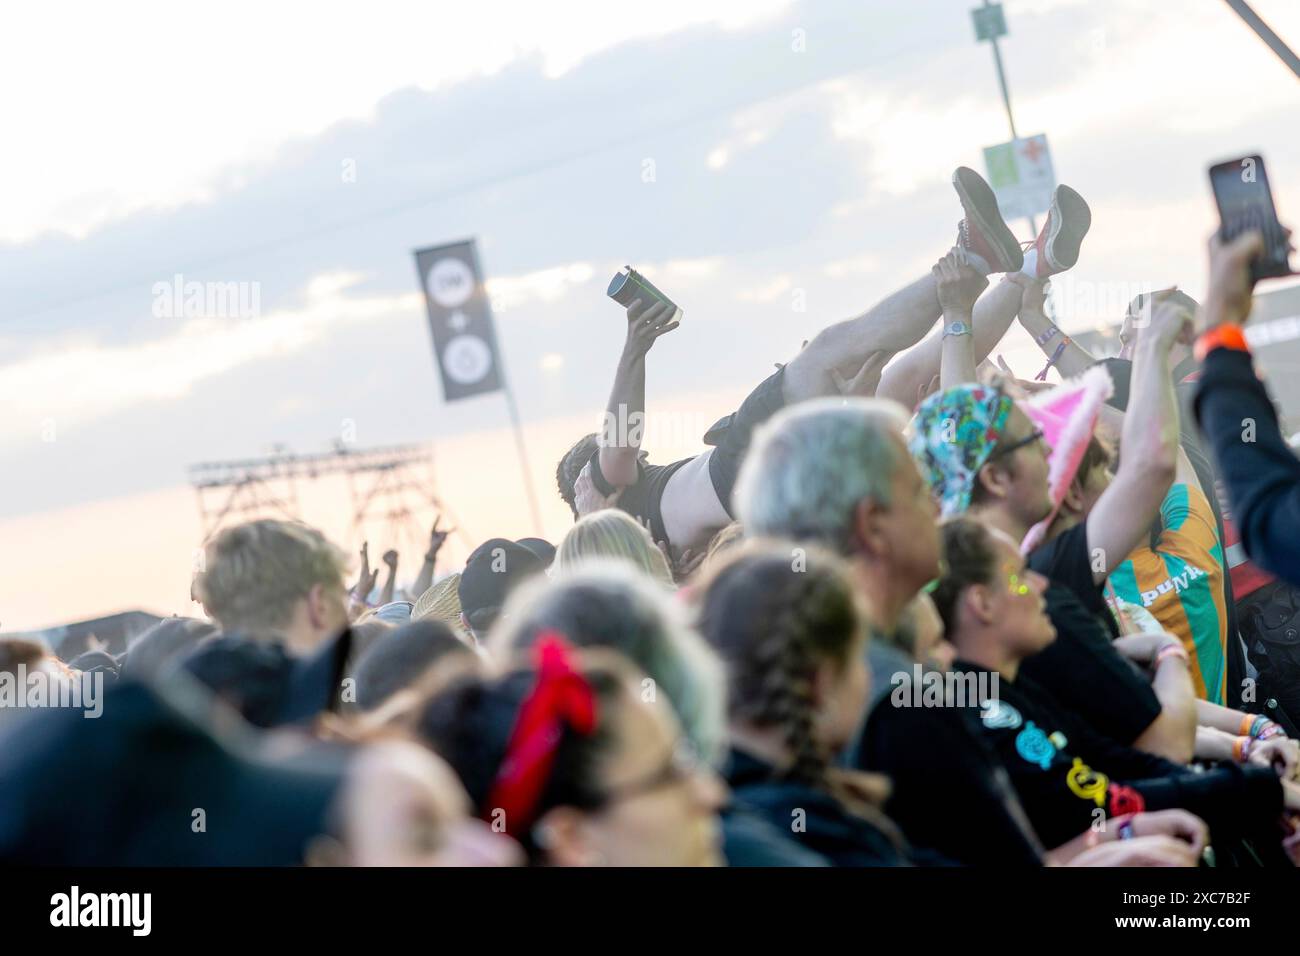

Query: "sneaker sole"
(1044, 184), (1091, 272)
(953, 166), (1023, 272)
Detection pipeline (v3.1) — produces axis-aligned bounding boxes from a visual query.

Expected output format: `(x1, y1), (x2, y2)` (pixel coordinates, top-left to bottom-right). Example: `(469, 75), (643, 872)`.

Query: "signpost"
(970, 1), (1042, 237)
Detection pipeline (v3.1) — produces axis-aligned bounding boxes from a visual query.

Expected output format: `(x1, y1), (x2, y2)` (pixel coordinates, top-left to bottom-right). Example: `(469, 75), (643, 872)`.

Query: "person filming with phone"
(1194, 158), (1300, 586)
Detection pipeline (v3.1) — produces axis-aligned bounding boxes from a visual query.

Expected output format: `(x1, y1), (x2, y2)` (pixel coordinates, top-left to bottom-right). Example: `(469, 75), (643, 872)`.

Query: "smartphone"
(1209, 154), (1292, 281)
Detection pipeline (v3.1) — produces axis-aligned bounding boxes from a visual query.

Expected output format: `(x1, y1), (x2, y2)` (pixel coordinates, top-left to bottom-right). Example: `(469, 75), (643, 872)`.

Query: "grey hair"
(488, 561), (727, 764)
(734, 397), (910, 556)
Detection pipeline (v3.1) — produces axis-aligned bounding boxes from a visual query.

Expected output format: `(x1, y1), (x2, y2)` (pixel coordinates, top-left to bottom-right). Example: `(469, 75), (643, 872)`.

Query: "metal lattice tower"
(189, 442), (469, 554)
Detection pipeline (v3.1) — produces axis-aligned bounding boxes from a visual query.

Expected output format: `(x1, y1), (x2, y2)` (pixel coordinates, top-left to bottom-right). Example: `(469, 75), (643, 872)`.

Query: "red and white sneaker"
(952, 166), (1023, 274)
(1028, 184), (1091, 277)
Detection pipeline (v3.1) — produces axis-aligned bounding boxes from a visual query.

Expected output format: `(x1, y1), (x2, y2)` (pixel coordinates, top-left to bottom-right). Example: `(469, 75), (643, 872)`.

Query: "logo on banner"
(443, 335), (494, 385)
(427, 258), (475, 308)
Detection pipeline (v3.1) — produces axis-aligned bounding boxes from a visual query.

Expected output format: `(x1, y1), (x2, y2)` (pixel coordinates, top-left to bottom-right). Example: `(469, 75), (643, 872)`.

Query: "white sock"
(966, 250), (993, 276)
(1019, 247), (1039, 278)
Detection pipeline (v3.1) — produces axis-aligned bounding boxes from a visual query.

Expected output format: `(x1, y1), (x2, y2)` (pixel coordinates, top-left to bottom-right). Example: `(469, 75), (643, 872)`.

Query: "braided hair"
(694, 542), (899, 840)
(694, 541), (860, 787)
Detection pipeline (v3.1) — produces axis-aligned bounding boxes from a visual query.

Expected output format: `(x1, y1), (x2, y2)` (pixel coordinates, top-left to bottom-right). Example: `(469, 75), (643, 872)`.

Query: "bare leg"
(783, 166), (1028, 405)
(782, 273), (940, 403)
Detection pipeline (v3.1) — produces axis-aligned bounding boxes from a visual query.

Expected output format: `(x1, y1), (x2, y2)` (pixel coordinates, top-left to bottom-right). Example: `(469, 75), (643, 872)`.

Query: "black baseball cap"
(457, 538), (546, 632)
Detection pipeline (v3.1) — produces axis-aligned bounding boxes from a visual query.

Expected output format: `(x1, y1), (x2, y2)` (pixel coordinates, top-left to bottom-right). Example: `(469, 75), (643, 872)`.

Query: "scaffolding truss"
(189, 442), (468, 555)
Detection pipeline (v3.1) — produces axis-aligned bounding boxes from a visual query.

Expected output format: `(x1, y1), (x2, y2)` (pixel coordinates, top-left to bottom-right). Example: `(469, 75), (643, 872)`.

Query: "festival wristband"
(1155, 643), (1189, 668)
(1035, 338), (1070, 382)
(1248, 716), (1281, 739)
(1116, 815), (1136, 841)
(1034, 325), (1060, 347)
(1193, 323), (1249, 363)
(1232, 736), (1254, 763)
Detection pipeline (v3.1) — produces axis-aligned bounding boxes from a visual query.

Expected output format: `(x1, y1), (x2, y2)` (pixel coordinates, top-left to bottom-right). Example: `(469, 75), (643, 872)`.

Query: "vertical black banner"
(414, 240), (503, 402)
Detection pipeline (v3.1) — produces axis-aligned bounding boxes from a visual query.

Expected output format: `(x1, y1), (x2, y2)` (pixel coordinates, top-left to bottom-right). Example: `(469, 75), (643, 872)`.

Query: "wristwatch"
(943, 319), (972, 338)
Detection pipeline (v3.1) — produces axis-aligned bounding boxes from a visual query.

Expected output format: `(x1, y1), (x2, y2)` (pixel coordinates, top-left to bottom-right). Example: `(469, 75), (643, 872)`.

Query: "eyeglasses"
(594, 739), (703, 809)
(989, 427), (1045, 461)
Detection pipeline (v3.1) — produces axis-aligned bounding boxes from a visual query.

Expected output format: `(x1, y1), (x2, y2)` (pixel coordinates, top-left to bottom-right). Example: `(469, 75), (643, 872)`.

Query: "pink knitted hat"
(1019, 363), (1115, 554)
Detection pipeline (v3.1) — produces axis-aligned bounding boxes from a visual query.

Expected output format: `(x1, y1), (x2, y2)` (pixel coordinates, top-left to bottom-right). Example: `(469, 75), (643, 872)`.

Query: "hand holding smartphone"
(1208, 154), (1293, 282)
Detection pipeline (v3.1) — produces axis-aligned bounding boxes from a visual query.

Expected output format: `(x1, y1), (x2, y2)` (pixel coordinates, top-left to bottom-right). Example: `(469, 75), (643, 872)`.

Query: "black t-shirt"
(1028, 522), (1118, 639)
(956, 662), (1281, 850)
(1019, 582), (1162, 747)
(856, 680), (1045, 866)
(588, 450), (692, 547)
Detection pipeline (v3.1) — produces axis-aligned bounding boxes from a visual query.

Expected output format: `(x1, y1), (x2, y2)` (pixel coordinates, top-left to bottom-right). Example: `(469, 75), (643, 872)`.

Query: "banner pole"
(499, 360), (545, 537)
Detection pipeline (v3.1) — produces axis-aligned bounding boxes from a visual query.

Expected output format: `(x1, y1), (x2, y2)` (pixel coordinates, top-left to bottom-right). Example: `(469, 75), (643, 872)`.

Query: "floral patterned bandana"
(908, 384), (1015, 518)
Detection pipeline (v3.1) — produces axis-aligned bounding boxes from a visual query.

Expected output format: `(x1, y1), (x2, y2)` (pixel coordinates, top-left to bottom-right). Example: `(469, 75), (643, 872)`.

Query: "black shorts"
(708, 366), (787, 516)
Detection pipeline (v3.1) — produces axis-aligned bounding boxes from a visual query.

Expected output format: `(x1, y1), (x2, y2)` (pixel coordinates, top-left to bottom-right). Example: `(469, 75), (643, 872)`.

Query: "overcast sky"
(4, 0), (1300, 630)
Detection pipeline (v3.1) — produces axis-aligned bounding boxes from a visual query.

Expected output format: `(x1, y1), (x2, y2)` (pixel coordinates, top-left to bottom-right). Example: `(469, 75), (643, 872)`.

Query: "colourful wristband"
(1035, 338), (1070, 381)
(1194, 323), (1249, 363)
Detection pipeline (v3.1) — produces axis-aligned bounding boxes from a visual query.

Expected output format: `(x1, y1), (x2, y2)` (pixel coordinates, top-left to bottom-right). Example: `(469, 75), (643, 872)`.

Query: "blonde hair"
(553, 509), (673, 586)
(196, 519), (348, 634)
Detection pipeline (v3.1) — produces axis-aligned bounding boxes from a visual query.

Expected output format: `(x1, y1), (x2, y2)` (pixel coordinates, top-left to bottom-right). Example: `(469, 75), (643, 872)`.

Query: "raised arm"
(1015, 278), (1098, 380)
(934, 249), (988, 390)
(379, 550), (398, 605)
(1193, 231), (1300, 585)
(597, 298), (679, 488)
(1085, 298), (1188, 582)
(878, 273), (1021, 405)
(411, 515), (451, 599)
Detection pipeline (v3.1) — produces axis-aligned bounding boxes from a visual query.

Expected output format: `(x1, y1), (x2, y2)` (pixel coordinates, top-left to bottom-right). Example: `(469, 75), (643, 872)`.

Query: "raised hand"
(1201, 231), (1267, 331)
(428, 515), (453, 557)
(351, 542), (379, 600)
(623, 297), (680, 359)
(1145, 292), (1196, 352)
(934, 248), (989, 316)
(382, 549), (398, 569)
(573, 460), (622, 517)
(638, 516), (674, 574)
(673, 547), (707, 583)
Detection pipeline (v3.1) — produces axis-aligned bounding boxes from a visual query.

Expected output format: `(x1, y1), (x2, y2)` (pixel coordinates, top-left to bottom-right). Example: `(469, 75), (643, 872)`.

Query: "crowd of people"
(8, 165), (1300, 867)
